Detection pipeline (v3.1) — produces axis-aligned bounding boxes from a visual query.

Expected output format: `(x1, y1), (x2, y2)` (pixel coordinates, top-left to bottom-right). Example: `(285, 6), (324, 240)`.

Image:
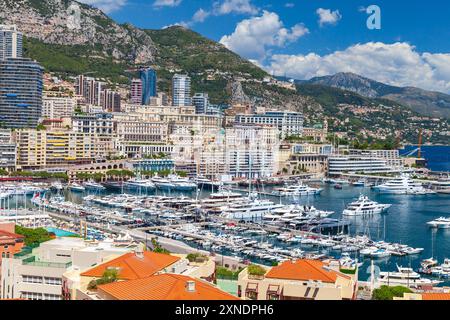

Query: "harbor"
(1, 175), (449, 286)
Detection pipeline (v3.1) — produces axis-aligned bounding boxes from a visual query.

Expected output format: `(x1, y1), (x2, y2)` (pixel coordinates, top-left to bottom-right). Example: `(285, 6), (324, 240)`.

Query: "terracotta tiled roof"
(98, 274), (239, 300)
(265, 259), (348, 283)
(81, 251), (180, 280)
(421, 293), (450, 300)
(0, 230), (25, 239)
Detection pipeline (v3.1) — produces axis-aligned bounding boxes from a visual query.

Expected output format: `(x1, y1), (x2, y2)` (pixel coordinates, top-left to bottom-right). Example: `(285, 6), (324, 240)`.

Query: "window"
(44, 277), (62, 286)
(43, 293), (62, 300)
(22, 275), (43, 284)
(21, 291), (42, 300)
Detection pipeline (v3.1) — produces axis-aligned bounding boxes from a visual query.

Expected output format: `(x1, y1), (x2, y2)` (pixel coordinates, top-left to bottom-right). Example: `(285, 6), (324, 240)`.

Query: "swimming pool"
(46, 227), (78, 237)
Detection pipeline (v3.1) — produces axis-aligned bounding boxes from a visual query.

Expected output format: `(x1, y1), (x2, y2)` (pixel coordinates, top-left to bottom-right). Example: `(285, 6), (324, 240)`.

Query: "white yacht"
(339, 253), (363, 269)
(169, 175), (197, 191)
(427, 217), (450, 229)
(220, 199), (285, 221)
(84, 181), (106, 191)
(273, 183), (322, 197)
(342, 195), (391, 216)
(124, 178), (156, 190)
(374, 174), (431, 195)
(152, 176), (176, 190)
(377, 265), (443, 288)
(200, 190), (247, 209)
(430, 259), (450, 278)
(68, 183), (85, 192)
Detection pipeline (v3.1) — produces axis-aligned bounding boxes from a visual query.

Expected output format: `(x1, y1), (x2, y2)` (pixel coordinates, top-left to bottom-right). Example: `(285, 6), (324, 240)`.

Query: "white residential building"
(172, 74), (191, 107)
(42, 95), (77, 119)
(225, 125), (280, 179)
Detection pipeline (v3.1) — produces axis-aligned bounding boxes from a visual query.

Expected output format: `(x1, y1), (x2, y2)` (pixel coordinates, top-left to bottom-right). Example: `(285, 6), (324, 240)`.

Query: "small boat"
(334, 184), (343, 190)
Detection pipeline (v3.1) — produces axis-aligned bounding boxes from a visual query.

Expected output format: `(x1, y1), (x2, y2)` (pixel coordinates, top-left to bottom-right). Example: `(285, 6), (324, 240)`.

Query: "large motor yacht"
(220, 198), (285, 221)
(426, 217), (450, 229)
(374, 174), (433, 195)
(273, 183), (322, 197)
(342, 195), (391, 216)
(377, 265), (443, 288)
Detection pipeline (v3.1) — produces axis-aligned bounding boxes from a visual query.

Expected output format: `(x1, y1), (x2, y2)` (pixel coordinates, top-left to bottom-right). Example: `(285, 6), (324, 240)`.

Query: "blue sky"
(80, 0), (450, 93)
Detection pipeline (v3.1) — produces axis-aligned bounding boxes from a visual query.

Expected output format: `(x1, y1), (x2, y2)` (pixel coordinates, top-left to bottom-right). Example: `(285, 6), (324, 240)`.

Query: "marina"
(1, 177), (448, 286)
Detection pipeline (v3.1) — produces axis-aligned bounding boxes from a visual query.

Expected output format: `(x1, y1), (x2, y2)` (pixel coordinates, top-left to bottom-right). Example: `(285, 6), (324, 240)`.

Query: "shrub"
(247, 264), (266, 276)
(372, 285), (413, 300)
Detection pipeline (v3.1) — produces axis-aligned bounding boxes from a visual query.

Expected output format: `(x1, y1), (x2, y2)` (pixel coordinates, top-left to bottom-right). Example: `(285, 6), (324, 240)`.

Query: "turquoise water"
(46, 227), (78, 237)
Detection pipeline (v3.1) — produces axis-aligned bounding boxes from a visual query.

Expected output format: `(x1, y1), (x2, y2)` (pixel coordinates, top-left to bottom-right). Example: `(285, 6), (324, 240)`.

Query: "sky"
(78, 0), (450, 93)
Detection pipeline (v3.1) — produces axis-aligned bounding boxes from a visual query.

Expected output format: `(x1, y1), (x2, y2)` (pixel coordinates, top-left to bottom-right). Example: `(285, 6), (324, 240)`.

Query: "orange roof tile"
(98, 274), (239, 300)
(422, 293), (450, 300)
(81, 251), (180, 280)
(265, 259), (348, 283)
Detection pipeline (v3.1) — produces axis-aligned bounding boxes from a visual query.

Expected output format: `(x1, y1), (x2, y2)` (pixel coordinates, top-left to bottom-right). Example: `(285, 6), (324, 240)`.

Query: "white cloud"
(316, 8), (342, 27)
(213, 0), (259, 15)
(192, 8), (210, 23)
(78, 0), (126, 13)
(266, 42), (450, 93)
(220, 11), (309, 61)
(285, 3), (295, 8)
(153, 0), (182, 8)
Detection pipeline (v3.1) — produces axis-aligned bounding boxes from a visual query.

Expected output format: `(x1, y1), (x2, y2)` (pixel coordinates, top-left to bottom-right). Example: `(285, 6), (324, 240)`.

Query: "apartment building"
(237, 259), (356, 300)
(0, 129), (16, 172)
(14, 129), (110, 170)
(225, 125), (280, 179)
(42, 94), (76, 119)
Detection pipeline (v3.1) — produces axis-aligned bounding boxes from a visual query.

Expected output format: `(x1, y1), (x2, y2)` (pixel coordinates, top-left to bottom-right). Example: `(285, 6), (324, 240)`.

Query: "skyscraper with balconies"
(0, 25), (23, 60)
(0, 58), (43, 128)
(172, 74), (191, 107)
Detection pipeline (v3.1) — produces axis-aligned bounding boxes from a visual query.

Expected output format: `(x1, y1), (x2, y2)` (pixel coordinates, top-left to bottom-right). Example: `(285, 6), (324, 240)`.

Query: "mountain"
(0, 0), (448, 144)
(0, 0), (156, 64)
(305, 72), (450, 119)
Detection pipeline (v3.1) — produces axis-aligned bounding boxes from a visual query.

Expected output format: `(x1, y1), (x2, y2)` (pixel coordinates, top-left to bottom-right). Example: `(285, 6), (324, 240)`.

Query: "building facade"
(235, 111), (304, 140)
(172, 74), (191, 107)
(42, 94), (76, 119)
(0, 25), (22, 60)
(192, 93), (209, 114)
(0, 58), (43, 128)
(140, 68), (157, 105)
(225, 125), (279, 179)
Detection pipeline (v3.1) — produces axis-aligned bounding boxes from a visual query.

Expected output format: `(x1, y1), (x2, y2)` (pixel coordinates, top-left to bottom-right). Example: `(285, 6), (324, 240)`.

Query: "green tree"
(372, 285), (413, 300)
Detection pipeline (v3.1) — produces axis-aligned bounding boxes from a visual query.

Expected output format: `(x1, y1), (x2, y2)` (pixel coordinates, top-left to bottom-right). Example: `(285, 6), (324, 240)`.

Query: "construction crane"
(418, 129), (423, 158)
